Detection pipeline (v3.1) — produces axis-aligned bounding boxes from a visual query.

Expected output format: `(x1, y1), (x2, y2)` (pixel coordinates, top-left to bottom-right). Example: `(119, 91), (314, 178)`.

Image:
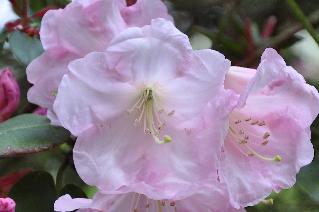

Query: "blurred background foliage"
(1, 0), (319, 211)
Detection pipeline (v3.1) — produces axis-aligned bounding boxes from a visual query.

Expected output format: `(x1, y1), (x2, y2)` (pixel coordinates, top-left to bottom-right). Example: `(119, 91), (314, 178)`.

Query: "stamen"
(146, 197), (150, 210)
(128, 88), (173, 144)
(228, 115), (281, 163)
(51, 90), (57, 97)
(244, 144), (281, 162)
(157, 200), (163, 212)
(133, 194), (141, 212)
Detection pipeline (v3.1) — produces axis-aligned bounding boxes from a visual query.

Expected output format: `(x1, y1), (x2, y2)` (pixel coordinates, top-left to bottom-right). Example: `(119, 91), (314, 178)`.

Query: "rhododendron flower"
(53, 19), (237, 199)
(27, 0), (172, 124)
(222, 48), (319, 208)
(54, 183), (243, 212)
(0, 67), (20, 122)
(0, 197), (15, 212)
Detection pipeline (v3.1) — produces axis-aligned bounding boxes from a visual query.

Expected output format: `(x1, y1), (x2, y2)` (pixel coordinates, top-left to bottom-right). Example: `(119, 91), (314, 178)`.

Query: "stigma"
(127, 88), (173, 144)
(229, 112), (282, 162)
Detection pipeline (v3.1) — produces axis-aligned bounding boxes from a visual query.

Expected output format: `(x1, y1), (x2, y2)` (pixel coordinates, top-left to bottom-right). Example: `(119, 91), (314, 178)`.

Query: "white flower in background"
(0, 0), (18, 32)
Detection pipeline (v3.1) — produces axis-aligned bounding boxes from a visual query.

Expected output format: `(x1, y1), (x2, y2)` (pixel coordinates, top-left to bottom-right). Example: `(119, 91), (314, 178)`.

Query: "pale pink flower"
(53, 19), (237, 200)
(26, 0), (172, 124)
(0, 67), (20, 122)
(222, 48), (319, 208)
(54, 183), (244, 212)
(0, 197), (15, 212)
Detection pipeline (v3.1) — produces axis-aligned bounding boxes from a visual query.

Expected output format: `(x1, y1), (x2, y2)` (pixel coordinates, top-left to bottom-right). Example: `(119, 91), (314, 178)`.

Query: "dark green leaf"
(0, 114), (70, 157)
(9, 171), (56, 212)
(8, 31), (43, 65)
(59, 184), (87, 198)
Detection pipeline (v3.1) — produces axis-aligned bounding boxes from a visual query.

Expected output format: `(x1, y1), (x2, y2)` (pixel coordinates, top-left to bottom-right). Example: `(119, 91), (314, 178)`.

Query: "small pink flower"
(54, 183), (243, 212)
(53, 19), (237, 200)
(26, 0), (172, 124)
(0, 198), (15, 212)
(0, 67), (20, 122)
(222, 48), (319, 208)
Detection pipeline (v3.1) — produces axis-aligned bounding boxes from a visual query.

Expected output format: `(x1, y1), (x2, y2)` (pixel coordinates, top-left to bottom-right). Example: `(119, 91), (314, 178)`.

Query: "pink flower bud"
(0, 68), (20, 122)
(33, 107), (47, 116)
(0, 198), (15, 212)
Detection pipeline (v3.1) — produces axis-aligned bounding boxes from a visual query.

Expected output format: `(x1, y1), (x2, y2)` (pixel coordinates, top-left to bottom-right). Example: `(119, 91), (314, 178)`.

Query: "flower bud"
(0, 68), (20, 122)
(33, 107), (47, 116)
(0, 198), (15, 212)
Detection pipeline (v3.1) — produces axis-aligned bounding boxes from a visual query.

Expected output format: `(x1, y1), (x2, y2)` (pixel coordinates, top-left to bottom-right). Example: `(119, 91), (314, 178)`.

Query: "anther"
(245, 117), (251, 122)
(274, 155), (282, 162)
(170, 201), (176, 207)
(161, 200), (166, 206)
(258, 121), (266, 126)
(163, 135), (172, 143)
(251, 120), (259, 125)
(263, 132), (270, 139)
(261, 140), (269, 145)
(235, 120), (241, 124)
(168, 110), (175, 116)
(240, 139), (248, 144)
(51, 90), (57, 97)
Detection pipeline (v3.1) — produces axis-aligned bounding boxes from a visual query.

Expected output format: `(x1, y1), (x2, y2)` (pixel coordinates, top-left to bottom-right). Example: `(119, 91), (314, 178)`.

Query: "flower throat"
(127, 88), (173, 144)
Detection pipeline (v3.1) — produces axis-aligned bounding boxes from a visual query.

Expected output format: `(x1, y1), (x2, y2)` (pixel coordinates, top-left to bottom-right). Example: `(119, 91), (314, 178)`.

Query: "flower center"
(228, 112), (281, 162)
(131, 193), (177, 212)
(127, 88), (173, 144)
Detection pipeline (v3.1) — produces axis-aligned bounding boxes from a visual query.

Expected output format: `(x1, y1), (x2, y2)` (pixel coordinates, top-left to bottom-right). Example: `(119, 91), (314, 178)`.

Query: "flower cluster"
(26, 0), (319, 211)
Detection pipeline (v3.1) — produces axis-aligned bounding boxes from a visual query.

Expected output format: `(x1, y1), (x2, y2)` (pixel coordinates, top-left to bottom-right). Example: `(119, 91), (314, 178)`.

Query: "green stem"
(56, 157), (69, 192)
(286, 0), (319, 46)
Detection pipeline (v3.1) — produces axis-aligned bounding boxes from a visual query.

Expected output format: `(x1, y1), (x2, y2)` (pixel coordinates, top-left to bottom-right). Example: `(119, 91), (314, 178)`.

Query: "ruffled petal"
(106, 18), (192, 83)
(164, 49), (233, 127)
(55, 185), (245, 212)
(121, 0), (173, 27)
(73, 107), (230, 200)
(40, 0), (125, 54)
(54, 52), (137, 135)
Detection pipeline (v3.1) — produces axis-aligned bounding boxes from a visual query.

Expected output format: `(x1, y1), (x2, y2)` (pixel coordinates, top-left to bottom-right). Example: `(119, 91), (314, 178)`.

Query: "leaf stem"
(56, 157), (69, 192)
(286, 0), (319, 46)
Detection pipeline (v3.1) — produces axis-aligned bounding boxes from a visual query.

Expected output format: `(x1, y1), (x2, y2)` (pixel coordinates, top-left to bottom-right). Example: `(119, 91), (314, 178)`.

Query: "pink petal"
(222, 48), (319, 207)
(54, 194), (92, 211)
(121, 0), (173, 27)
(40, 0), (124, 54)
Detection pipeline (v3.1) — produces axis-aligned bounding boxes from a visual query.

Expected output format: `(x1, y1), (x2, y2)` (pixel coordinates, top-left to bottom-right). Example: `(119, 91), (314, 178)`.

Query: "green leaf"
(59, 184), (87, 198)
(8, 31), (43, 65)
(9, 171), (56, 212)
(0, 114), (70, 157)
(297, 163), (319, 203)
